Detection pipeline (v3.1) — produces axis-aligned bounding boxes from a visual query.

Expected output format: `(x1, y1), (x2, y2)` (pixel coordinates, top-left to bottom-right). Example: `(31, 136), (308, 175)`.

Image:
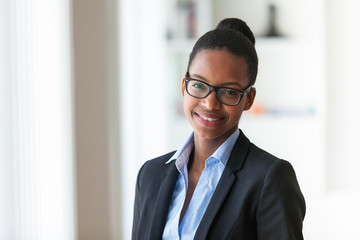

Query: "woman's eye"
(192, 82), (205, 89)
(223, 90), (238, 96)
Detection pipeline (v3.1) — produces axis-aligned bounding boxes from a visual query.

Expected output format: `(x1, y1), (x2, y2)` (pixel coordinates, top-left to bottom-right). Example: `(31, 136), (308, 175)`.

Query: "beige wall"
(72, 0), (121, 239)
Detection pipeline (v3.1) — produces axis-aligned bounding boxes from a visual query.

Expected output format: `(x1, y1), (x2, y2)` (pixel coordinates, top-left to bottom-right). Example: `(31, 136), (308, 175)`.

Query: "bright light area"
(0, 0), (74, 239)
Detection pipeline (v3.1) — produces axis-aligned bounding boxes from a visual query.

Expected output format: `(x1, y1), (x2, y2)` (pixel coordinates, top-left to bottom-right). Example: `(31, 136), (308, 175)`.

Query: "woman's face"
(182, 49), (256, 143)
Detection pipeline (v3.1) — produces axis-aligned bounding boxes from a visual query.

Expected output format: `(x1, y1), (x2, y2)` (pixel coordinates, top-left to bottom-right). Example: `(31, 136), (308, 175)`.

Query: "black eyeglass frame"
(184, 74), (253, 106)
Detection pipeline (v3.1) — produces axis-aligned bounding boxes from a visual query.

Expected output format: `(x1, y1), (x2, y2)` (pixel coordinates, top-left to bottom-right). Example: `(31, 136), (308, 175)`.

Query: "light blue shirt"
(162, 130), (240, 240)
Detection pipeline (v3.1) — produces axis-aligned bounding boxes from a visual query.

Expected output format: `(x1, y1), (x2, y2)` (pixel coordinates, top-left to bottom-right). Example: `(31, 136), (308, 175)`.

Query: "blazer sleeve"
(132, 162), (146, 240)
(256, 160), (306, 240)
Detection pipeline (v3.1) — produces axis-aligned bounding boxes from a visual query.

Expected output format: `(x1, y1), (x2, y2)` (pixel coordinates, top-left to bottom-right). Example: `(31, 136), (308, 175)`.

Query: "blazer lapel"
(194, 130), (251, 239)
(149, 161), (179, 239)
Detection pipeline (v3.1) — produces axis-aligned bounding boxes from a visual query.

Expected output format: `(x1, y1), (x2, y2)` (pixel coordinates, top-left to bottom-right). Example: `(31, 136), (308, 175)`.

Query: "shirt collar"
(211, 129), (239, 166)
(166, 132), (194, 166)
(166, 129), (240, 169)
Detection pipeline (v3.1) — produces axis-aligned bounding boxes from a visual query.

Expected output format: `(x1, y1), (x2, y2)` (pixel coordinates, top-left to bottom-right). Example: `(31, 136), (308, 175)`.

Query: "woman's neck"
(188, 134), (225, 172)
(189, 128), (237, 172)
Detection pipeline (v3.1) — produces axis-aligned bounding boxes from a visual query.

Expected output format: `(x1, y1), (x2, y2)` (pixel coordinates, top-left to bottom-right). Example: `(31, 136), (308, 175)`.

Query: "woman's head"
(187, 18), (258, 86)
(182, 18), (257, 142)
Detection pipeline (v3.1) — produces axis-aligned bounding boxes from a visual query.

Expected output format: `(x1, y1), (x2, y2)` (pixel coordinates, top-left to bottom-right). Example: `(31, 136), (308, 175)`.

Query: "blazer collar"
(224, 129), (251, 173)
(149, 160), (179, 239)
(148, 130), (251, 239)
(194, 129), (251, 239)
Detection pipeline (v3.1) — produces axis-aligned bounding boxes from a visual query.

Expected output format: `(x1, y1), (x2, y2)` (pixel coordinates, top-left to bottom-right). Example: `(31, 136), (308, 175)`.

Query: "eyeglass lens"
(186, 79), (242, 105)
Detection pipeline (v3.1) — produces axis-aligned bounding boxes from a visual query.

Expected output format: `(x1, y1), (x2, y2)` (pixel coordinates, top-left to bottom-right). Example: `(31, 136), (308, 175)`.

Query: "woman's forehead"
(188, 49), (249, 87)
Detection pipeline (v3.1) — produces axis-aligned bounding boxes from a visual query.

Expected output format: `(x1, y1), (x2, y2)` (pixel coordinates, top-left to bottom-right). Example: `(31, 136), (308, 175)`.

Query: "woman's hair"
(187, 18), (258, 86)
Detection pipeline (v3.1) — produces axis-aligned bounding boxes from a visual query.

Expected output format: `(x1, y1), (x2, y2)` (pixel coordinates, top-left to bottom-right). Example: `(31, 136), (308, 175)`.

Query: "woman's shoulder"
(245, 142), (294, 173)
(137, 151), (177, 180)
(142, 150), (177, 169)
(248, 143), (280, 162)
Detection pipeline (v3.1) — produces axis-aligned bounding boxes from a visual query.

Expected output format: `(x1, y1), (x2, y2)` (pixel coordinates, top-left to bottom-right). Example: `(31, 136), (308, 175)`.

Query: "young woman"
(132, 18), (305, 240)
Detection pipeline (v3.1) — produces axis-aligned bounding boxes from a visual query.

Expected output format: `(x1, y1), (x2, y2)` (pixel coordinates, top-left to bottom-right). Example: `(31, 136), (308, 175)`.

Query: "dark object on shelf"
(265, 4), (282, 37)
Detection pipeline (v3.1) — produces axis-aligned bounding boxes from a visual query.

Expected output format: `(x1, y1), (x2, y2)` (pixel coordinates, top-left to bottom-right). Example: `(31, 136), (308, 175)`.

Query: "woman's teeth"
(200, 116), (221, 122)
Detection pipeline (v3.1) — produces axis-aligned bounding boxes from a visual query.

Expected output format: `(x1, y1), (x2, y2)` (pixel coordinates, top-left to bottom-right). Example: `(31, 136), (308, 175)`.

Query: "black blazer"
(132, 130), (305, 240)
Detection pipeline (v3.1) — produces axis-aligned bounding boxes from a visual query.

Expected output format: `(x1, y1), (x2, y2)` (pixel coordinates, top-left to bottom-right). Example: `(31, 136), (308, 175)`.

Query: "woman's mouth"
(199, 115), (222, 122)
(195, 112), (225, 127)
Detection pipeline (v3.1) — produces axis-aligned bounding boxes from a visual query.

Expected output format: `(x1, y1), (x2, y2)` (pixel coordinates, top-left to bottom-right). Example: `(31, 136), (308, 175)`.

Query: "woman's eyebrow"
(191, 73), (245, 89)
(191, 73), (208, 81)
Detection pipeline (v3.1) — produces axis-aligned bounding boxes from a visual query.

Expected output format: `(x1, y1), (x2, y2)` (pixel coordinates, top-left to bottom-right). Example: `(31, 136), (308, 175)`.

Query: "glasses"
(185, 75), (252, 106)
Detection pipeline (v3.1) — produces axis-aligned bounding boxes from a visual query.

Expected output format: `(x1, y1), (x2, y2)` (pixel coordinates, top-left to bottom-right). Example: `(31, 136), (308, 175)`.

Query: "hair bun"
(216, 18), (255, 45)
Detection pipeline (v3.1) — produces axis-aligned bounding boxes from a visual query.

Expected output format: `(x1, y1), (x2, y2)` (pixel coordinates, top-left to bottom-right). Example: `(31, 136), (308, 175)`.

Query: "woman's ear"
(181, 77), (185, 96)
(244, 87), (256, 110)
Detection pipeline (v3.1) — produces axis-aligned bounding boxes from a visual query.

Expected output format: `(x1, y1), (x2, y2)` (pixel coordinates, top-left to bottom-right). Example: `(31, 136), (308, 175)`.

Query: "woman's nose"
(201, 90), (221, 110)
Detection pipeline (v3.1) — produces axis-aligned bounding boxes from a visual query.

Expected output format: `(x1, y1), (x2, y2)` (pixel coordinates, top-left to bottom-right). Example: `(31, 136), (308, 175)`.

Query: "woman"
(132, 18), (305, 240)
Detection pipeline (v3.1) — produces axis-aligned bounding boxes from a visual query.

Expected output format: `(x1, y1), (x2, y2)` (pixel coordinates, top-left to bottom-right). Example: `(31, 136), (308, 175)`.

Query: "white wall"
(119, 0), (168, 238)
(0, 0), (15, 238)
(326, 0), (360, 191)
(322, 1), (360, 239)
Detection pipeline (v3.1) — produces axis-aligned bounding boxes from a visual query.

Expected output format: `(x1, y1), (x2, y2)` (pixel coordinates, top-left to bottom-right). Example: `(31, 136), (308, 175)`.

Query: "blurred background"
(1, 0), (360, 239)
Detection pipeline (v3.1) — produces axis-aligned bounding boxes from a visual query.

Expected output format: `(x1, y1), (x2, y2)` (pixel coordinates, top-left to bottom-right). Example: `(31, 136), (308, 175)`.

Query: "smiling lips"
(195, 112), (225, 127)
